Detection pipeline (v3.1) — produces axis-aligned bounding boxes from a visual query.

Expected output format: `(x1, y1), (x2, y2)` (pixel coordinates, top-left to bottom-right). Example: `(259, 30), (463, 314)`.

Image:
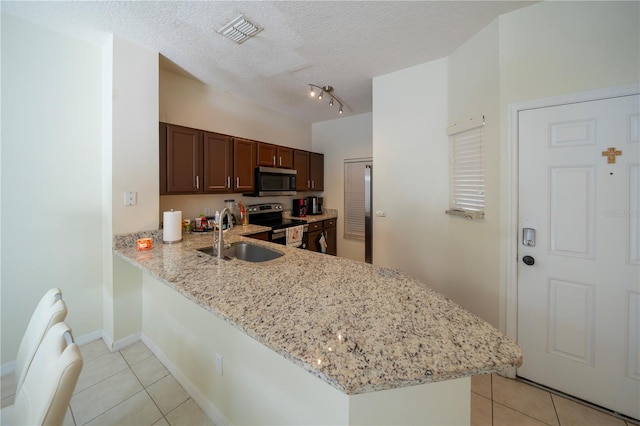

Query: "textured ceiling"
(1, 1), (535, 123)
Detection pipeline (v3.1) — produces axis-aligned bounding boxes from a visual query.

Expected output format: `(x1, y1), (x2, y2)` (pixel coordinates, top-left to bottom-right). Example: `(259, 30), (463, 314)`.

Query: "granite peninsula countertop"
(114, 228), (522, 395)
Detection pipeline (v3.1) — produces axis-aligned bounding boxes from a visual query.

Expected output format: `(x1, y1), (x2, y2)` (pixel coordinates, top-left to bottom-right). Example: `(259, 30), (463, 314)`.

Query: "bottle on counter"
(238, 202), (248, 226)
(224, 199), (240, 226)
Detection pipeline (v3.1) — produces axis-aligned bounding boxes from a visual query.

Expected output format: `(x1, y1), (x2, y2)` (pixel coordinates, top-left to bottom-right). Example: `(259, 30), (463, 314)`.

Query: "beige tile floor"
(471, 373), (639, 426)
(3, 338), (639, 426)
(1, 339), (214, 426)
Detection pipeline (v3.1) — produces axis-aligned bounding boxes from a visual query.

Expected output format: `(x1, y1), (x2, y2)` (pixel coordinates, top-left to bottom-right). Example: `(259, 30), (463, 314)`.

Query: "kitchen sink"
(197, 242), (283, 262)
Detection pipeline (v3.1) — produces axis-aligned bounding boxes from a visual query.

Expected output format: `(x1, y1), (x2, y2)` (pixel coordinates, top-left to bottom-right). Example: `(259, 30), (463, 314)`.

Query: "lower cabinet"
(324, 219), (337, 256)
(307, 222), (323, 253)
(307, 219), (336, 256)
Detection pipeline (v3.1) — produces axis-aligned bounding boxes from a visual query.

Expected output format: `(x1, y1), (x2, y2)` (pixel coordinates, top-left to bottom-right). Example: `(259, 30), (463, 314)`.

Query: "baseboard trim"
(74, 329), (104, 348)
(140, 333), (230, 426)
(111, 333), (141, 352)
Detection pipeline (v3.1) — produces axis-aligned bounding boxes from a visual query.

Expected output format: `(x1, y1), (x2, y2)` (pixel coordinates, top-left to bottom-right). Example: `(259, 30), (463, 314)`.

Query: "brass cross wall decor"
(601, 147), (622, 164)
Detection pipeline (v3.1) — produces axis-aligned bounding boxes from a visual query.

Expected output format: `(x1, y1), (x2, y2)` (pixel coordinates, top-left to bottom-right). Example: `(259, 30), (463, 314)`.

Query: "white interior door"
(517, 94), (639, 419)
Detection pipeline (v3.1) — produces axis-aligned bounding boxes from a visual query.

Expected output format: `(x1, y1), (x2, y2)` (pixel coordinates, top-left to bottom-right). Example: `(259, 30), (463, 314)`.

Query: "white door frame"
(505, 83), (640, 364)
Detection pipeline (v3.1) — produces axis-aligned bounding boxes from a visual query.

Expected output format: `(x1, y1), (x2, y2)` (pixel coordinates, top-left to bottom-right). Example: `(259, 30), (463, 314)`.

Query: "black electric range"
(247, 203), (308, 246)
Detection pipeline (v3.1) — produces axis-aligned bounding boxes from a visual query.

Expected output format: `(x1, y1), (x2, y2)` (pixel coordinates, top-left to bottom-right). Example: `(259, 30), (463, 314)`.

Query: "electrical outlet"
(124, 192), (137, 206)
(204, 208), (211, 217)
(215, 353), (223, 375)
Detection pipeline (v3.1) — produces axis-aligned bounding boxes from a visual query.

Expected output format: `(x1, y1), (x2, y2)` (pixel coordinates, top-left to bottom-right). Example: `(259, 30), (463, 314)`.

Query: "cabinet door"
(233, 138), (256, 192)
(309, 152), (324, 191)
(324, 219), (337, 256)
(293, 150), (310, 191)
(203, 132), (233, 193)
(277, 147), (293, 169)
(257, 143), (277, 167)
(307, 230), (323, 253)
(165, 124), (202, 193)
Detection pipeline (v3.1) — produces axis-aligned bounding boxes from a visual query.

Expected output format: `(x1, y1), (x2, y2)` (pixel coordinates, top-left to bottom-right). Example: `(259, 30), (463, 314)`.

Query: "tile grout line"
(490, 374), (560, 426)
(74, 352), (131, 425)
(516, 376), (640, 425)
(549, 391), (561, 426)
(120, 348), (169, 426)
(490, 373), (494, 426)
(77, 347), (154, 426)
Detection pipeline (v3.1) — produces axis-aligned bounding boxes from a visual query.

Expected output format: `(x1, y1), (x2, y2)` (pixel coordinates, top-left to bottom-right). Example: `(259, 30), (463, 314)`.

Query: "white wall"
(372, 58), (453, 311)
(112, 38), (159, 235)
(109, 36), (159, 343)
(1, 13), (103, 363)
(158, 69), (313, 220)
(446, 20), (502, 327)
(160, 69), (311, 149)
(312, 113), (372, 261)
(498, 1), (639, 106)
(372, 1), (639, 329)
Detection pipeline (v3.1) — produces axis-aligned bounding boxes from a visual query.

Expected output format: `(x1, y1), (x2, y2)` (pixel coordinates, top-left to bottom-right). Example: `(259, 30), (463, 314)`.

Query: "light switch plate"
(375, 210), (386, 217)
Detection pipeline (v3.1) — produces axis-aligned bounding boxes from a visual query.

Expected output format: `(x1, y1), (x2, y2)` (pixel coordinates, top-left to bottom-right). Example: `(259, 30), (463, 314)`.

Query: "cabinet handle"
(227, 176), (231, 188)
(311, 180), (315, 189)
(273, 155), (276, 166)
(236, 177), (240, 188)
(308, 180), (311, 189)
(279, 156), (282, 167)
(196, 176), (200, 190)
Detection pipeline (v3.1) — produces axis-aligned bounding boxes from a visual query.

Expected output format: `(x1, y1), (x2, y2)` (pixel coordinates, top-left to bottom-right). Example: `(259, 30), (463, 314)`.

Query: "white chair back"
(11, 322), (83, 426)
(14, 288), (67, 392)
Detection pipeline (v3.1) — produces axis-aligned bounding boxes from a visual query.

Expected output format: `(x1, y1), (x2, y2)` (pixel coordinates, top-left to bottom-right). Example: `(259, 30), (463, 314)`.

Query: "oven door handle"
(272, 228), (286, 237)
(272, 225), (308, 237)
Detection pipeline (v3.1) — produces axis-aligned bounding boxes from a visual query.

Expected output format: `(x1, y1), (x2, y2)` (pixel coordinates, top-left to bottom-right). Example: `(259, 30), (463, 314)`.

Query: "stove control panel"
(246, 203), (283, 215)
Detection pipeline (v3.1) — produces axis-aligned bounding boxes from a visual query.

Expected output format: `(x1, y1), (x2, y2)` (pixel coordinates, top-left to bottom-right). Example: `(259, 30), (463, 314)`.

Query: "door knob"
(523, 255), (535, 266)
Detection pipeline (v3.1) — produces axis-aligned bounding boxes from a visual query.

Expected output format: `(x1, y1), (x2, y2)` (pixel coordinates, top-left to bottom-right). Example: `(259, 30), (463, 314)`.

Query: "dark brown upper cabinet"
(161, 123), (202, 194)
(161, 123), (253, 194)
(203, 131), (233, 193)
(309, 152), (324, 191)
(293, 150), (310, 191)
(233, 138), (256, 193)
(161, 122), (321, 196)
(293, 150), (324, 191)
(257, 143), (293, 169)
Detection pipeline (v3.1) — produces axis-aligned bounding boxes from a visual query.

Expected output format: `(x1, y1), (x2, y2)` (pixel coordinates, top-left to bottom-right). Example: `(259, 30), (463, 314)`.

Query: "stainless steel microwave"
(248, 166), (297, 196)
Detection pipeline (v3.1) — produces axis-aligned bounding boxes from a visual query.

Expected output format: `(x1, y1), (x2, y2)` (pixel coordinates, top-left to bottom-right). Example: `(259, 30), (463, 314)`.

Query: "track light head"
(307, 83), (344, 115)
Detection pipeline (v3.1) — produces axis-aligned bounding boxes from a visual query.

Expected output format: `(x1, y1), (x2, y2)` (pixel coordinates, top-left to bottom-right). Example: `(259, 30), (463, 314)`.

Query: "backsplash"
(160, 193), (324, 225)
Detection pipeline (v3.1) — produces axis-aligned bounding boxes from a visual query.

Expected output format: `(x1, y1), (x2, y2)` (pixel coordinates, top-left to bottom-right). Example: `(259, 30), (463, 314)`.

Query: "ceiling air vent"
(218, 15), (262, 44)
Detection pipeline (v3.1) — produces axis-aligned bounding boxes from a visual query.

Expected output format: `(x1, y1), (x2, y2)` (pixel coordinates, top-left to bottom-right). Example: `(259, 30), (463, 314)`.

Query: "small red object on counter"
(136, 238), (153, 251)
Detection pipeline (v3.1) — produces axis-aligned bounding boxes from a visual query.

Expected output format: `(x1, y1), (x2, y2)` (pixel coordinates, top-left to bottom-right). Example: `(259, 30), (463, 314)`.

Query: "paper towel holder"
(163, 209), (183, 244)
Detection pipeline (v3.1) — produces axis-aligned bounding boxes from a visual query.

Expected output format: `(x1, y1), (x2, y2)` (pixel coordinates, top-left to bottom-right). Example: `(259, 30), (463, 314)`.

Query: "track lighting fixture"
(308, 84), (344, 115)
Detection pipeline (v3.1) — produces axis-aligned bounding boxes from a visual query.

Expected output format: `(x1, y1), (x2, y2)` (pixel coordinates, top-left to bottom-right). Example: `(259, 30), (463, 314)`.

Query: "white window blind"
(344, 159), (372, 240)
(447, 116), (485, 220)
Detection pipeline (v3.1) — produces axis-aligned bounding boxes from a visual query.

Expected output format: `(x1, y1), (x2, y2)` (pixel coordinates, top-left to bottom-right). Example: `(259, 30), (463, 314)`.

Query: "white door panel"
(518, 94), (640, 419)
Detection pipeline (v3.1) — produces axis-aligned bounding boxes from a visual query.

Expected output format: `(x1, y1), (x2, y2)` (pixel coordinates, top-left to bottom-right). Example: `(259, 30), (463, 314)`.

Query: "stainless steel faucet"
(215, 208), (234, 258)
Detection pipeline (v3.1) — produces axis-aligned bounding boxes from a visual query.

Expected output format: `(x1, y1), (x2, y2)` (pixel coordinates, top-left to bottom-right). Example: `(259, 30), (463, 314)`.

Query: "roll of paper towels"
(163, 210), (182, 243)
